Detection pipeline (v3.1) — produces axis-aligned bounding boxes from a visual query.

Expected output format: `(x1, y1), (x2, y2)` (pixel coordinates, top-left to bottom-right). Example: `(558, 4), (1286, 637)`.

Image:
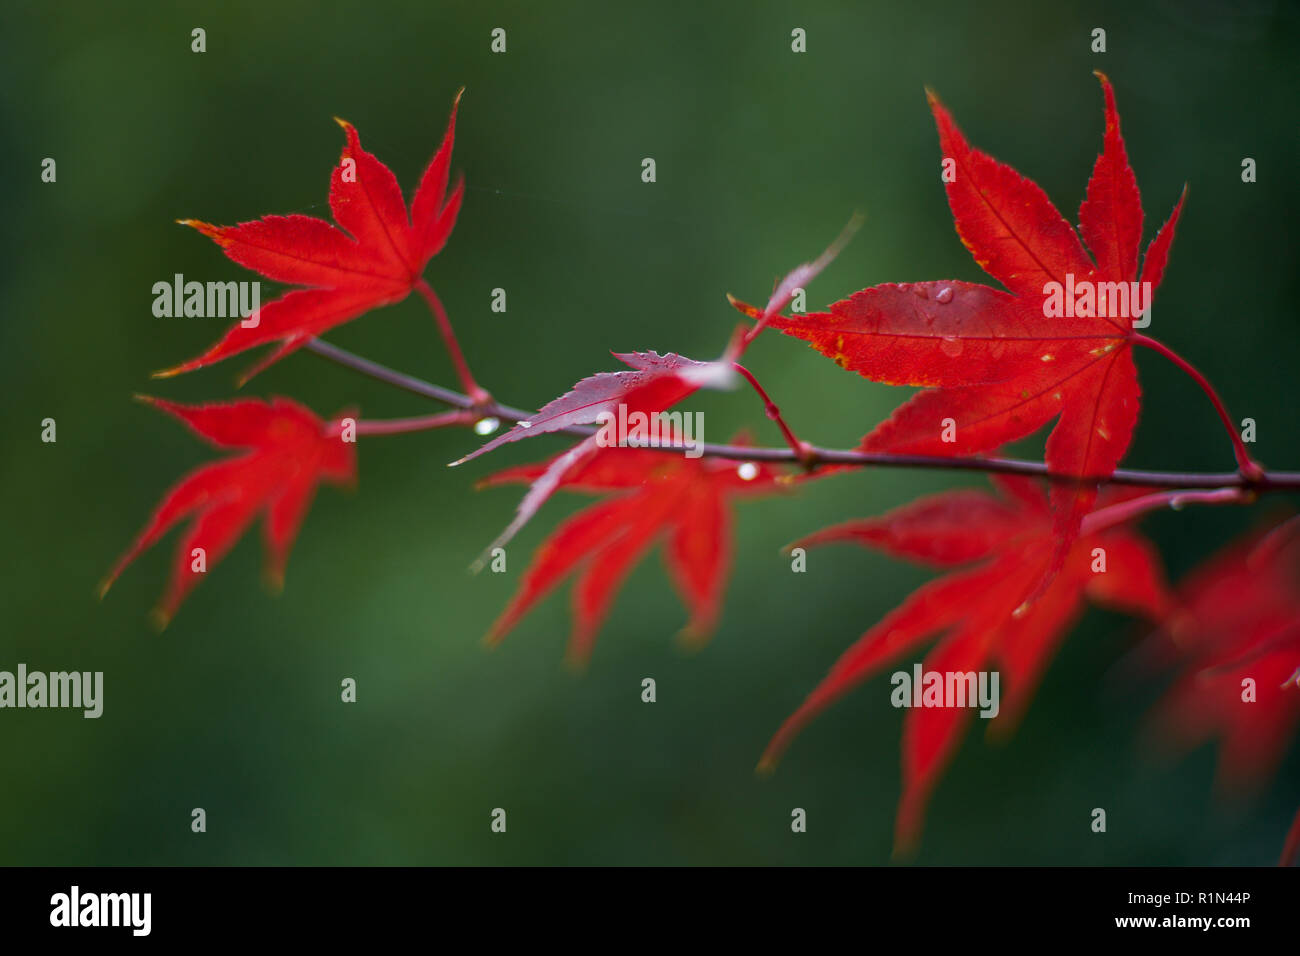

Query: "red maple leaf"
(759, 476), (1171, 853)
(479, 438), (784, 665)
(158, 94), (465, 382)
(740, 73), (1186, 582)
(453, 350), (737, 565)
(1144, 523), (1300, 797)
(100, 396), (356, 627)
(454, 351), (734, 466)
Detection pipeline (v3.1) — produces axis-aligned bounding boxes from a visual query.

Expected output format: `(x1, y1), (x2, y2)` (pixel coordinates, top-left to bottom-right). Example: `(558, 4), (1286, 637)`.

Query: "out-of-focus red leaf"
(1145, 524), (1300, 798)
(100, 396), (355, 627)
(1281, 806), (1300, 867)
(761, 476), (1172, 853)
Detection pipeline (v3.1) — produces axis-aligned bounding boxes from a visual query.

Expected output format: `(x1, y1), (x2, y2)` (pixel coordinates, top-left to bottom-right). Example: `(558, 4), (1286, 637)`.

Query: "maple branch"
(302, 338), (1300, 492)
(1132, 334), (1261, 479)
(414, 278), (493, 407)
(732, 362), (814, 468)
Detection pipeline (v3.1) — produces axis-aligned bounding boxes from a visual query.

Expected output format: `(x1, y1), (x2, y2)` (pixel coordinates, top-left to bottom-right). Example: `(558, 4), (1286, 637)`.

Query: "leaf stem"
(732, 362), (815, 468)
(414, 278), (492, 407)
(1132, 334), (1261, 479)
(351, 410), (477, 436)
(304, 337), (1300, 492)
(1080, 486), (1251, 536)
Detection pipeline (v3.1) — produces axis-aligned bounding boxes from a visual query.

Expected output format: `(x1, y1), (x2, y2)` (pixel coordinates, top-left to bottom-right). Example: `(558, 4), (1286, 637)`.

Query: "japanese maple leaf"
(737, 73), (1186, 581)
(100, 396), (356, 627)
(453, 350), (737, 566)
(454, 351), (735, 465)
(1144, 524), (1300, 797)
(479, 437), (784, 665)
(157, 93), (465, 382)
(759, 476), (1171, 853)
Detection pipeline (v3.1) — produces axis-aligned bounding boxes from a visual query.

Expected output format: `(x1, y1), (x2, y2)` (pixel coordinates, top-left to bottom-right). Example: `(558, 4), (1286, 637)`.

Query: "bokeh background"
(1, 0), (1296, 865)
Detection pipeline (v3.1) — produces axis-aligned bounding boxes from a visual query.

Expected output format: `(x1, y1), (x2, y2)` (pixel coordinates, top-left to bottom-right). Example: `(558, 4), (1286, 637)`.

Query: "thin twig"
(303, 337), (1300, 492)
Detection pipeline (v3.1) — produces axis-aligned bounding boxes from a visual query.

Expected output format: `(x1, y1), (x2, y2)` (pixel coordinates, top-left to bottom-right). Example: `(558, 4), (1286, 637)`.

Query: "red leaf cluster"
(102, 75), (1296, 863)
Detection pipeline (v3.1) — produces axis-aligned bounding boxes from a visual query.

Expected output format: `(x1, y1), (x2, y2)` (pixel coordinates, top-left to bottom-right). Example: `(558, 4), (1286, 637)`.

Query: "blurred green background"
(1, 0), (1296, 865)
